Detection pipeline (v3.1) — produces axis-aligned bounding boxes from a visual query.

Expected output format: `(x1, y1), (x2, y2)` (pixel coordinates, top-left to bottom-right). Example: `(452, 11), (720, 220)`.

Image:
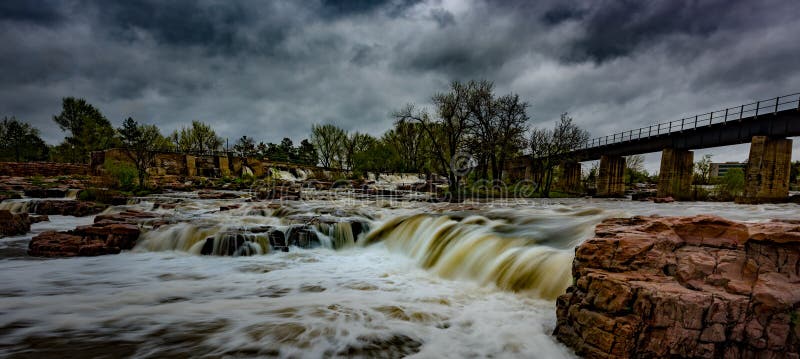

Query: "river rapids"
(0, 193), (796, 358)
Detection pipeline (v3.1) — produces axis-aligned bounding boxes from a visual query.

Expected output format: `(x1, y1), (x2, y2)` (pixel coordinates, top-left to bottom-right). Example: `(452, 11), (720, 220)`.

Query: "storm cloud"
(2, 0), (799, 171)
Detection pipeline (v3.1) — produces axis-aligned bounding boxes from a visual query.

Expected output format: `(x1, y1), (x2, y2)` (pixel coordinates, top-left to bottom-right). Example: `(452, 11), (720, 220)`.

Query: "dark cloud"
(0, 1), (66, 25)
(0, 0), (799, 172)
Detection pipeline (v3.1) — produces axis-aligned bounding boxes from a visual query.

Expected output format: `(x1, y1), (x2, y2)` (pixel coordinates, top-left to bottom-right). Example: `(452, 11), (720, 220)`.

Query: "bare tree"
(394, 81), (472, 200)
(531, 113), (589, 197)
(493, 94), (529, 181)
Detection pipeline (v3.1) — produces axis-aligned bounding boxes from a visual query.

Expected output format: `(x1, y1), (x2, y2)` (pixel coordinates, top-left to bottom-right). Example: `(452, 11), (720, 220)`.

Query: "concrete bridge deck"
(517, 93), (799, 202)
(572, 93), (800, 160)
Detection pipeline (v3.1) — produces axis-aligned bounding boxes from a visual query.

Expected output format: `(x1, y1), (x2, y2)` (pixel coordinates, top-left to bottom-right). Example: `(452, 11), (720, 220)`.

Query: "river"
(0, 194), (796, 358)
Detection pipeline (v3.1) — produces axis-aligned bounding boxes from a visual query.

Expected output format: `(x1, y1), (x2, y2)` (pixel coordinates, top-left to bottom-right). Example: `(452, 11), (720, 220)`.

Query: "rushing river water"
(0, 194), (797, 358)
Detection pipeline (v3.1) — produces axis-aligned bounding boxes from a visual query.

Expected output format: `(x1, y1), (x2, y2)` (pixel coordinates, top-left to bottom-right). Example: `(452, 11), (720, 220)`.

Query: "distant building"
(710, 162), (745, 177)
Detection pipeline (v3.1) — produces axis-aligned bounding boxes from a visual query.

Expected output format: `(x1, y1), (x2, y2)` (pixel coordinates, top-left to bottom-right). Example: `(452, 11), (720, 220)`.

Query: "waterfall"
(66, 189), (81, 199)
(0, 200), (35, 214)
(362, 213), (575, 300)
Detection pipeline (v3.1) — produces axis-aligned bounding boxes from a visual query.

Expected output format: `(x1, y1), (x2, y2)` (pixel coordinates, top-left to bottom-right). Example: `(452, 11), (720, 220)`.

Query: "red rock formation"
(555, 215), (800, 358)
(0, 210), (30, 236)
(29, 200), (108, 216)
(27, 211), (153, 257)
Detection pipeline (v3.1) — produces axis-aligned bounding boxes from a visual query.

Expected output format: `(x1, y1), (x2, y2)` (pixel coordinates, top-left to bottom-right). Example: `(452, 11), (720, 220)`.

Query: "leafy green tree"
(694, 154), (713, 185)
(280, 138), (296, 162)
(0, 117), (49, 162)
(233, 136), (257, 157)
(715, 168), (745, 201)
(383, 121), (430, 173)
(53, 97), (117, 163)
(624, 154), (650, 186)
(118, 117), (170, 188)
(296, 139), (317, 166)
(169, 121), (222, 154)
(344, 132), (376, 170)
(311, 124), (347, 168)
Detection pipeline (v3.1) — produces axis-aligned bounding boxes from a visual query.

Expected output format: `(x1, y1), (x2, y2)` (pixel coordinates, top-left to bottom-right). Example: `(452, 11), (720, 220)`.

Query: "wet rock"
(28, 221), (141, 258)
(653, 196), (675, 203)
(94, 210), (159, 225)
(630, 190), (656, 201)
(23, 188), (68, 198)
(28, 200), (109, 217)
(554, 215), (800, 358)
(0, 210), (30, 236)
(286, 225), (321, 249)
(28, 213), (144, 257)
(0, 191), (21, 202)
(30, 215), (49, 223)
(254, 186), (302, 200)
(197, 190), (240, 199)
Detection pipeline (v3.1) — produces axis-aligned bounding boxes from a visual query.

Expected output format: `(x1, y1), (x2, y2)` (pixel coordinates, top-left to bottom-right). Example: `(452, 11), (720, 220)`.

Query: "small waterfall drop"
(362, 213), (577, 300)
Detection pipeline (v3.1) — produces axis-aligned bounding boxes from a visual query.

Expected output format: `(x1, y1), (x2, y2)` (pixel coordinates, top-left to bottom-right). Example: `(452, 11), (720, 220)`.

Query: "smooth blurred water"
(0, 195), (795, 358)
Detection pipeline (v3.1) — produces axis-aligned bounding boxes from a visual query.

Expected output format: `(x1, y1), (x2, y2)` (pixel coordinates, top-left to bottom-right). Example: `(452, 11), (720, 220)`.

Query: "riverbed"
(0, 195), (796, 358)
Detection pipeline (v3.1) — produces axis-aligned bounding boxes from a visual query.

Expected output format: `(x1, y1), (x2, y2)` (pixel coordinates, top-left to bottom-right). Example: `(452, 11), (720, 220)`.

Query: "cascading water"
(5, 193), (795, 358)
(361, 209), (605, 300)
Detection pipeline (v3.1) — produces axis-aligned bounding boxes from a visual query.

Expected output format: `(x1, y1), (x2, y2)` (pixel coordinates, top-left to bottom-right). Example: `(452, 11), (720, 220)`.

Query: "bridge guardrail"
(577, 92), (800, 150)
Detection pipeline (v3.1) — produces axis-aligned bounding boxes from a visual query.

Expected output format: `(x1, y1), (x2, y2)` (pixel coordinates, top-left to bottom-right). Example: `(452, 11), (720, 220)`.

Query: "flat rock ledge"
(28, 210), (157, 257)
(554, 215), (800, 359)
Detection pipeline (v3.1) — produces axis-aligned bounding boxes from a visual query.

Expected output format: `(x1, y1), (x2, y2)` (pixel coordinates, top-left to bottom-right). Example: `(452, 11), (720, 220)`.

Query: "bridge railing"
(576, 92), (800, 150)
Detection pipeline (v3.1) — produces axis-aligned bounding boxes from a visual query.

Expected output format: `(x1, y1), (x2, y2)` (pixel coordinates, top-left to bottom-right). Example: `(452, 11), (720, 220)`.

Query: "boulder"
(554, 215), (800, 358)
(653, 196), (675, 203)
(30, 215), (49, 223)
(23, 188), (69, 198)
(28, 200), (108, 216)
(0, 210), (30, 236)
(286, 225), (320, 248)
(28, 212), (145, 257)
(198, 190), (240, 199)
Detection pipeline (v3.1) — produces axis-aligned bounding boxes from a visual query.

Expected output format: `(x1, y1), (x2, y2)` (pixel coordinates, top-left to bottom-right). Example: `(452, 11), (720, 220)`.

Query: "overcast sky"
(2, 0), (799, 172)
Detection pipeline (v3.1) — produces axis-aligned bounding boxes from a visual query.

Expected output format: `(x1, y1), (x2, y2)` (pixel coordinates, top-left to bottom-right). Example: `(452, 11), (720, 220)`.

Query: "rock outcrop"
(27, 210), (154, 257)
(0, 210), (30, 236)
(28, 200), (109, 217)
(554, 215), (800, 358)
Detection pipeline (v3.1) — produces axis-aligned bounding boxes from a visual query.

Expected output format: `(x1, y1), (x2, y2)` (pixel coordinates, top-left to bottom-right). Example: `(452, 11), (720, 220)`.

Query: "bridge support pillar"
(596, 155), (625, 197)
(657, 148), (694, 200)
(739, 136), (792, 203)
(560, 161), (582, 193)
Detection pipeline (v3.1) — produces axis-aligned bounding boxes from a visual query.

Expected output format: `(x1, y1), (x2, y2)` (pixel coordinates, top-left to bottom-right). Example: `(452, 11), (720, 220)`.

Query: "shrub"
(715, 168), (745, 201)
(104, 159), (138, 190)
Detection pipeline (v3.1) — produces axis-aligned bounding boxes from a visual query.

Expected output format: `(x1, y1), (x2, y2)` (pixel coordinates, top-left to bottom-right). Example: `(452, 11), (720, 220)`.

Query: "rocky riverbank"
(554, 215), (800, 358)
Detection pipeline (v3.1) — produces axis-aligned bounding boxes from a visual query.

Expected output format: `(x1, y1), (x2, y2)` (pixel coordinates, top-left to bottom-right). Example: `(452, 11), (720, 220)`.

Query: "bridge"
(539, 93), (799, 202)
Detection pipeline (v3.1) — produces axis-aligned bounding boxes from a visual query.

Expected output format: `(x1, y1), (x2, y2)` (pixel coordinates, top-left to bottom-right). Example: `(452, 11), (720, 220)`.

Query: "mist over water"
(0, 193), (795, 358)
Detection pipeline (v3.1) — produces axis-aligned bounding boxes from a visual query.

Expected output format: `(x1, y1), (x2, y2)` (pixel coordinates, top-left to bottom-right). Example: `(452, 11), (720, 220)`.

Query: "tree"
(465, 80), (498, 181)
(0, 117), (48, 162)
(118, 117), (170, 188)
(530, 113), (589, 197)
(694, 154), (713, 184)
(383, 121), (430, 173)
(625, 154), (648, 186)
(344, 132), (376, 170)
(233, 136), (257, 158)
(296, 139), (318, 166)
(715, 168), (745, 201)
(394, 80), (473, 200)
(311, 124), (347, 168)
(492, 93), (529, 181)
(53, 97), (117, 163)
(169, 121), (222, 154)
(279, 138), (296, 162)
